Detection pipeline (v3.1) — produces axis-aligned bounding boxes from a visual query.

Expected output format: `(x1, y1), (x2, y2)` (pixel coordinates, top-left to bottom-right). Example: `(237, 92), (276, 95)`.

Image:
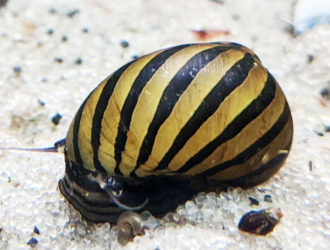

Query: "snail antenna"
(1, 138), (66, 153)
(103, 185), (149, 211)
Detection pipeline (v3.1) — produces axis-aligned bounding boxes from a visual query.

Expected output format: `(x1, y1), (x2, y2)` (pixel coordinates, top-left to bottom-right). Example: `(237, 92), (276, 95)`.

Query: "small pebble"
(13, 66), (21, 76)
(67, 9), (80, 18)
(320, 87), (330, 100)
(264, 195), (272, 203)
(307, 54), (314, 63)
(0, 0), (8, 8)
(117, 211), (145, 245)
(248, 197), (259, 205)
(34, 226), (40, 235)
(27, 238), (38, 248)
(49, 8), (57, 14)
(54, 58), (63, 63)
(82, 28), (89, 33)
(238, 207), (283, 236)
(325, 125), (330, 132)
(62, 35), (68, 42)
(75, 58), (82, 65)
(47, 29), (54, 35)
(12, 180), (20, 187)
(309, 160), (314, 172)
(52, 113), (62, 125)
(38, 99), (45, 106)
(210, 0), (225, 4)
(120, 40), (129, 48)
(314, 130), (324, 137)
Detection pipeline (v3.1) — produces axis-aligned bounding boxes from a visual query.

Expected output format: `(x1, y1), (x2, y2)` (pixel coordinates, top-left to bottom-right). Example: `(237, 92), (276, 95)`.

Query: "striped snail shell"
(58, 42), (293, 224)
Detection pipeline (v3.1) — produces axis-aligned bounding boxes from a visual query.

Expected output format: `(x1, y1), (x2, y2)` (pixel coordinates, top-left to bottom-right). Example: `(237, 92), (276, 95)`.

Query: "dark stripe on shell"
(219, 134), (293, 188)
(114, 44), (191, 175)
(175, 71), (276, 174)
(198, 101), (291, 178)
(133, 45), (234, 173)
(72, 99), (88, 167)
(91, 62), (135, 174)
(153, 52), (257, 171)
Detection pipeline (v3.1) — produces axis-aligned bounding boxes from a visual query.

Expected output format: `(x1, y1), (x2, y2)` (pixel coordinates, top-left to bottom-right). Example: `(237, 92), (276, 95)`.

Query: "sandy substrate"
(0, 0), (330, 249)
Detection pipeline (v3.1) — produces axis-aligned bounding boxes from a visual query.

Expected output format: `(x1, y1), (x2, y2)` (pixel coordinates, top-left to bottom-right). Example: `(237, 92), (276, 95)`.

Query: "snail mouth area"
(59, 155), (213, 224)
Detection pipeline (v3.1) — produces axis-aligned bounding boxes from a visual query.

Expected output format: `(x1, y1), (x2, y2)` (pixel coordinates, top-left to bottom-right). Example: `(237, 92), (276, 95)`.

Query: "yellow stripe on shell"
(166, 60), (268, 173)
(209, 114), (293, 181)
(119, 44), (221, 176)
(65, 116), (76, 164)
(98, 51), (165, 175)
(77, 75), (111, 171)
(135, 48), (246, 177)
(186, 81), (286, 177)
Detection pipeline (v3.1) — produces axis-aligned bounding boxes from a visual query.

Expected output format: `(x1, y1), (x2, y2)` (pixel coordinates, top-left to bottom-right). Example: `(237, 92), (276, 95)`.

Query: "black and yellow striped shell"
(59, 42), (293, 224)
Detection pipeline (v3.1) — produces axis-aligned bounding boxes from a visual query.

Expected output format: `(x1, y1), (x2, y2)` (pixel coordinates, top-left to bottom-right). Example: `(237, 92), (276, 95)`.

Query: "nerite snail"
(8, 42), (293, 232)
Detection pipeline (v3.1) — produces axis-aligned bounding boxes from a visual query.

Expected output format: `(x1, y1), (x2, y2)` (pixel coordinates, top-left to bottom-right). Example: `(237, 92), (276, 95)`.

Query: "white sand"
(0, 0), (329, 249)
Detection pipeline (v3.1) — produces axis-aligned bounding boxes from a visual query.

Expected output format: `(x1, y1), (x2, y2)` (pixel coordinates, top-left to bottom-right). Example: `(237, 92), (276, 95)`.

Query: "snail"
(5, 42), (293, 232)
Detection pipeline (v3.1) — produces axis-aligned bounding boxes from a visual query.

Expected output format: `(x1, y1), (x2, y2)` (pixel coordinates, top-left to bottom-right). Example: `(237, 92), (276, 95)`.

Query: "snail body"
(58, 42), (293, 223)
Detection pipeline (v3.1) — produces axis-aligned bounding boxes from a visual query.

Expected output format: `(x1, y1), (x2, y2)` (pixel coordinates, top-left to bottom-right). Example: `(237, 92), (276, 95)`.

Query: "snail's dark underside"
(59, 158), (211, 224)
(58, 147), (290, 224)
